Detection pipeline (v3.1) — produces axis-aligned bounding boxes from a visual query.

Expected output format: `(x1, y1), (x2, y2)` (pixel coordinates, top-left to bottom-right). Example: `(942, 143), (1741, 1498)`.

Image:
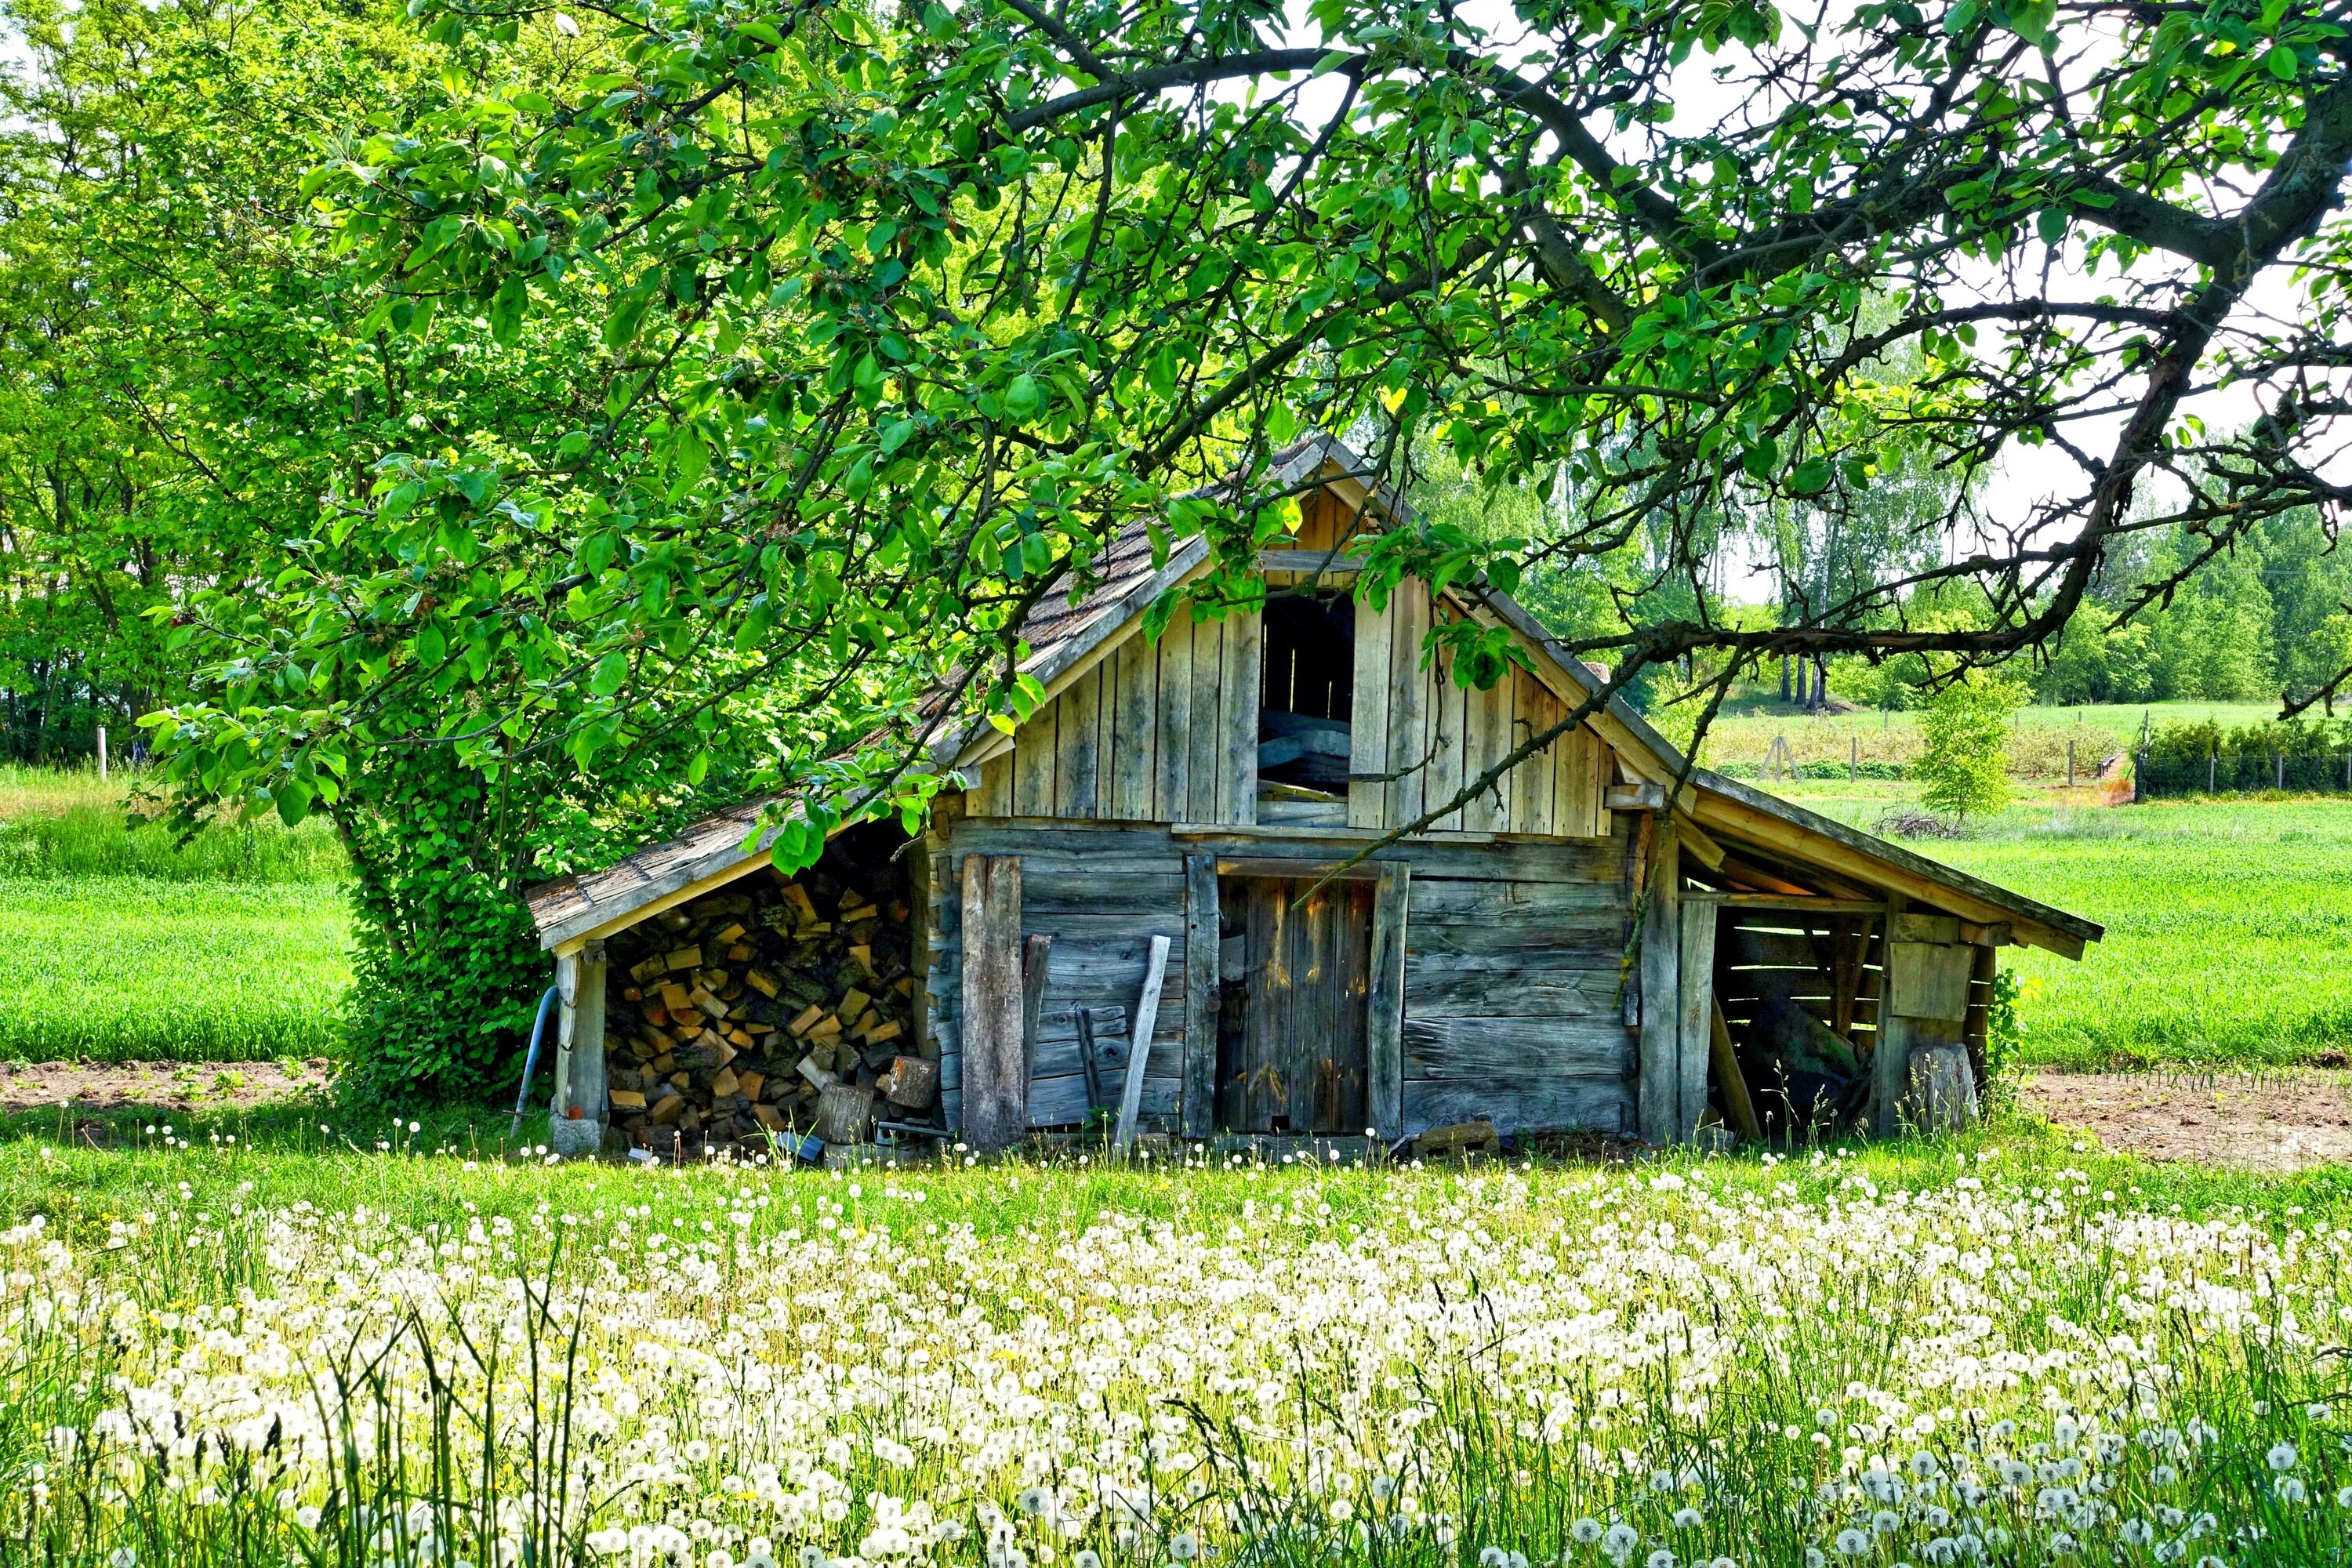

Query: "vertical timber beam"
(1366, 861), (1410, 1138)
(1635, 824), (1683, 1145)
(960, 854), (1027, 1151)
(1675, 899), (1715, 1143)
(1181, 854), (1220, 1138)
(550, 939), (608, 1154)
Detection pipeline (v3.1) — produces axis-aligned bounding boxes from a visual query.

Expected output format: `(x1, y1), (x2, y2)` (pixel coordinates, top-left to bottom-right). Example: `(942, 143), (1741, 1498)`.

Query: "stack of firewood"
(597, 866), (936, 1157)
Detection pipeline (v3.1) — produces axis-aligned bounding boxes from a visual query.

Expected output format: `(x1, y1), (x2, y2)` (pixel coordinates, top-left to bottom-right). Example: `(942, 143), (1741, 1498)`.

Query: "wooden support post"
(1366, 861), (1409, 1138)
(1181, 854), (1220, 1138)
(1114, 934), (1171, 1149)
(960, 855), (1026, 1150)
(550, 939), (608, 1154)
(1675, 898), (1716, 1142)
(1636, 826), (1682, 1145)
(1020, 934), (1054, 1087)
(96, 725), (108, 783)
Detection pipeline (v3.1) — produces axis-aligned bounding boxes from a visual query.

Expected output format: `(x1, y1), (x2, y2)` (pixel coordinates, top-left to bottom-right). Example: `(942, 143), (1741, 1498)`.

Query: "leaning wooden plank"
(1182, 854), (1220, 1138)
(1367, 861), (1410, 1137)
(1055, 666), (1102, 819)
(1111, 628), (1160, 820)
(1013, 702), (1058, 818)
(1156, 614), (1194, 826)
(1677, 899), (1717, 1142)
(1114, 934), (1173, 1148)
(1709, 998), (1762, 1141)
(960, 855), (1027, 1150)
(1020, 933), (1054, 1083)
(1348, 590), (1396, 829)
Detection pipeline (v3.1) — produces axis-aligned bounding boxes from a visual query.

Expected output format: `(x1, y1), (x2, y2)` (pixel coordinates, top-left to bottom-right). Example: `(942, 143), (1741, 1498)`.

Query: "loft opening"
(1258, 590), (1354, 792)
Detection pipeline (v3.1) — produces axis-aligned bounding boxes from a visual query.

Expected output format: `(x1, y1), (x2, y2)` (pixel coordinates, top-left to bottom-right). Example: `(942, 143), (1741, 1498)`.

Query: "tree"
(19, 0), (2352, 1091)
(1918, 676), (2024, 822)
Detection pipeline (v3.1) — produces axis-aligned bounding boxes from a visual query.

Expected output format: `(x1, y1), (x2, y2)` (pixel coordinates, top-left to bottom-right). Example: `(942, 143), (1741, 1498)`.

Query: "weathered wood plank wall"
(973, 616), (1261, 826)
(1348, 598), (1606, 839)
(926, 818), (1635, 1138)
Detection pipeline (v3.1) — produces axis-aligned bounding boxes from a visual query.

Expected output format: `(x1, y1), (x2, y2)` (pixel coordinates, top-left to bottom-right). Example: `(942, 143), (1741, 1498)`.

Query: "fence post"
(2277, 753), (2285, 791)
(2209, 752), (2216, 793)
(96, 725), (107, 783)
(1849, 735), (1857, 782)
(2067, 738), (2074, 791)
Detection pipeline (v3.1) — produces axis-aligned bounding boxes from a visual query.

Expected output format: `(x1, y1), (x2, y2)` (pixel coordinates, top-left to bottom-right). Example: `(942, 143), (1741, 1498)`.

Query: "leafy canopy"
(124, 0), (2352, 850)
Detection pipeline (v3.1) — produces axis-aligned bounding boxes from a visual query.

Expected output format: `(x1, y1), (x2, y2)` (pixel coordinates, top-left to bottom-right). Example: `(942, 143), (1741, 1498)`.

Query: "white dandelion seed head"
(2267, 1442), (2297, 1472)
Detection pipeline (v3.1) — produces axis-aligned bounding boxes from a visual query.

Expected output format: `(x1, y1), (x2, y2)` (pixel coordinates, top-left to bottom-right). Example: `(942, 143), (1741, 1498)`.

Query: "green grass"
(1777, 779), (2352, 1069)
(0, 876), (352, 1062)
(0, 765), (353, 1062)
(0, 1118), (2346, 1568)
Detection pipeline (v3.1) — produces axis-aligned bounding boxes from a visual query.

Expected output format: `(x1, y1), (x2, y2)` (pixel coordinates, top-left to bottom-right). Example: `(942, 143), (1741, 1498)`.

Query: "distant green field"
(0, 767), (352, 1063)
(1697, 697), (2288, 779)
(0, 877), (353, 1062)
(1776, 779), (2352, 1069)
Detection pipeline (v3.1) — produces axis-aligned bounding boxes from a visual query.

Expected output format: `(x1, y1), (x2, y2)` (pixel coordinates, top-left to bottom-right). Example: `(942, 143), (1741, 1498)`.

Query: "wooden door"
(1219, 877), (1374, 1132)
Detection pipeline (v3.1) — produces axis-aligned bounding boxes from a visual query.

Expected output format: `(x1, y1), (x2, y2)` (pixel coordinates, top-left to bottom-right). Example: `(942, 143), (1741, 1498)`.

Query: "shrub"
(1916, 675), (2023, 821)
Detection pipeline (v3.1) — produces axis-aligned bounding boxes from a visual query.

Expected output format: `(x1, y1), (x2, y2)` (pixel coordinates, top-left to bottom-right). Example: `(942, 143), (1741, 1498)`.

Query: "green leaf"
(590, 650), (628, 697)
(2264, 43), (2299, 80)
(1004, 373), (1042, 420)
(1789, 457), (1833, 495)
(274, 779), (313, 827)
(2037, 207), (2067, 245)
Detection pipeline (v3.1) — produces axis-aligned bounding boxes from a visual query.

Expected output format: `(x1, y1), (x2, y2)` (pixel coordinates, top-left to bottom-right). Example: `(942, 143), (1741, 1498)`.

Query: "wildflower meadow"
(2, 1144), (2347, 1568)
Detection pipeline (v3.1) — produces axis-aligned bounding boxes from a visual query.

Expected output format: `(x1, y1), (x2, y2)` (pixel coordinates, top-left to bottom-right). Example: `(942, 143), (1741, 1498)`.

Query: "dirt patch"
(0, 1058), (335, 1115)
(2022, 1069), (2352, 1172)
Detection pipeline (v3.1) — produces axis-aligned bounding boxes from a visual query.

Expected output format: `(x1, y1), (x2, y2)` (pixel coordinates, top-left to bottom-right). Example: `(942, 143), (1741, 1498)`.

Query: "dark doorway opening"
(1215, 875), (1374, 1132)
(1258, 593), (1354, 790)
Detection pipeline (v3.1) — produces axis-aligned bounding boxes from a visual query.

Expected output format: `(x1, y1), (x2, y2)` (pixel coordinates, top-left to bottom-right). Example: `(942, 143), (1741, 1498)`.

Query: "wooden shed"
(524, 435), (2101, 1155)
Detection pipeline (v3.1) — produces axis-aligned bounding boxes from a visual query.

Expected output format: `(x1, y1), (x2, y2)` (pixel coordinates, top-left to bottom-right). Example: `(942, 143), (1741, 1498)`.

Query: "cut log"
(879, 1055), (939, 1109)
(815, 1083), (877, 1144)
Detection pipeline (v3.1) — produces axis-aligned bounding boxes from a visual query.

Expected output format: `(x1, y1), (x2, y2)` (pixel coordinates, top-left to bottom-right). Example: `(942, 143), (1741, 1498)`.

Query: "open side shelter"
(522, 435), (2101, 1156)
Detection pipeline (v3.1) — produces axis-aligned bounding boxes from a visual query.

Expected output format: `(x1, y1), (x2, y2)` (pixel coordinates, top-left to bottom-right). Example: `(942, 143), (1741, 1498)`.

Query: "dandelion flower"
(1644, 1552), (1676, 1568)
(1601, 1523), (1639, 1563)
(1673, 1508), (1702, 1529)
(2337, 1485), (2352, 1508)
(1483, 1548), (1511, 1567)
(1571, 1519), (1604, 1545)
(2121, 1520), (2154, 1547)
(2275, 1476), (2306, 1504)
(1168, 1533), (1198, 1562)
(1833, 1530), (1871, 1557)
(1073, 1554), (1102, 1568)
(296, 1507), (323, 1531)
(2266, 1442), (2297, 1472)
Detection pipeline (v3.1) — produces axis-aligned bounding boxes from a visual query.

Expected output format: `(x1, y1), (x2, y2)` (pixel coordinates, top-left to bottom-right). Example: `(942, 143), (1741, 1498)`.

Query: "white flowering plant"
(0, 1149), (2346, 1567)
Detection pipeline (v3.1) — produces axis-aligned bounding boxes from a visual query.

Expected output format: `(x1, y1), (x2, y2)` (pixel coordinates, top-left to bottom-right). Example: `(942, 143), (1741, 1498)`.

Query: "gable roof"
(524, 434), (2102, 960)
